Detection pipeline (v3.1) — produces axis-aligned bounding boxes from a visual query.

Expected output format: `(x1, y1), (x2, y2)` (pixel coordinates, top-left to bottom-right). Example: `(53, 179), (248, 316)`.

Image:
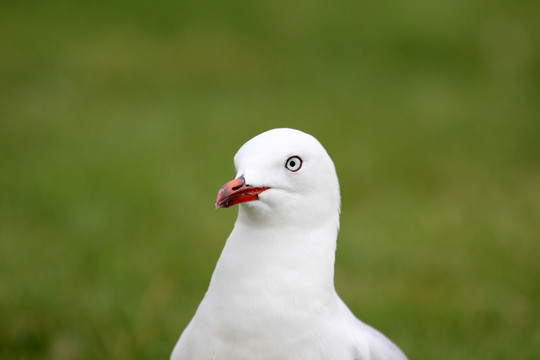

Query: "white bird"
(171, 128), (407, 360)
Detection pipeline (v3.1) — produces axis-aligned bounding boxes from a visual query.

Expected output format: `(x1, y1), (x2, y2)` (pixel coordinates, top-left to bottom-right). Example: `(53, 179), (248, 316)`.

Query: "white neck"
(211, 213), (338, 295)
(198, 211), (340, 338)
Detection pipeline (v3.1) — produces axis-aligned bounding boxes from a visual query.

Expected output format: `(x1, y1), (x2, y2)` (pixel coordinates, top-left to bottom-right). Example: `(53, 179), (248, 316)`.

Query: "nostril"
(231, 175), (245, 191)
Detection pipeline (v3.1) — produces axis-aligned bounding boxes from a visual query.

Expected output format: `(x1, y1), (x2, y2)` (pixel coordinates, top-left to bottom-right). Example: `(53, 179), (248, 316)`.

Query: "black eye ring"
(285, 156), (302, 172)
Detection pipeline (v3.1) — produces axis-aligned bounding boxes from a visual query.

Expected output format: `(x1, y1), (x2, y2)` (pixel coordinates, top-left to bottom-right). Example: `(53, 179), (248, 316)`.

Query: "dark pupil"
(289, 160), (296, 167)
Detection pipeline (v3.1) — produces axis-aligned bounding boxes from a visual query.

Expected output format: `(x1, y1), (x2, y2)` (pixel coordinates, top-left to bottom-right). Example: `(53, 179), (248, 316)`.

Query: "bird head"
(215, 128), (341, 228)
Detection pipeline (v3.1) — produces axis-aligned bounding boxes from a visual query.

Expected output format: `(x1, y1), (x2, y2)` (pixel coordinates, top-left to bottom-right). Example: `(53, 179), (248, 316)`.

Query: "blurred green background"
(1, 0), (539, 359)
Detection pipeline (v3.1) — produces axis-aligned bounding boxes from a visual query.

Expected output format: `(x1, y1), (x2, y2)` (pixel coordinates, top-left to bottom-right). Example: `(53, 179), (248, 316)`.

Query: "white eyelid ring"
(285, 156), (302, 172)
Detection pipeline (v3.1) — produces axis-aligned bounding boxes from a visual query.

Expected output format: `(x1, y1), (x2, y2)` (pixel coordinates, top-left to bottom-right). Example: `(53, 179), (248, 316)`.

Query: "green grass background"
(1, 0), (539, 359)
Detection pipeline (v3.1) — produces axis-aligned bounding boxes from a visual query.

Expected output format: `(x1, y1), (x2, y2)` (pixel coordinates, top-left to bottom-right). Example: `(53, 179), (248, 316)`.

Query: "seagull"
(171, 128), (407, 360)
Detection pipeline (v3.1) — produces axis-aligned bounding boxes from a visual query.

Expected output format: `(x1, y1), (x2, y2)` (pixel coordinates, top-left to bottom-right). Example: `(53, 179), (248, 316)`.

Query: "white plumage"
(171, 128), (407, 360)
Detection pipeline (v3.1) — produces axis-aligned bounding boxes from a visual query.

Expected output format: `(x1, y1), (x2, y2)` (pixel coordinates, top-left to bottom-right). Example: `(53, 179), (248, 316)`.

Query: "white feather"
(171, 128), (407, 360)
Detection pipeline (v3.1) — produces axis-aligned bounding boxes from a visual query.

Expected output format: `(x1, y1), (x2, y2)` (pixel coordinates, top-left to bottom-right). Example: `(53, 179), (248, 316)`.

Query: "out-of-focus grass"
(1, 0), (539, 359)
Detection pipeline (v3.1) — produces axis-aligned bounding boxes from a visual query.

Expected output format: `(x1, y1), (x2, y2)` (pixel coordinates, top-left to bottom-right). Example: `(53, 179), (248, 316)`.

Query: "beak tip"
(214, 199), (227, 209)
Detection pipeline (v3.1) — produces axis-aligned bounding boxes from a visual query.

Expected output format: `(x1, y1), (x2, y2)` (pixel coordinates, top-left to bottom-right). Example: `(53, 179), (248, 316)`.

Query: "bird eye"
(285, 156), (302, 172)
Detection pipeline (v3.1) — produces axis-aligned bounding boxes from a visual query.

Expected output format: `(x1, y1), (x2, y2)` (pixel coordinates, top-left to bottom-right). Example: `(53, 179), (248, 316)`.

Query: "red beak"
(214, 176), (270, 209)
